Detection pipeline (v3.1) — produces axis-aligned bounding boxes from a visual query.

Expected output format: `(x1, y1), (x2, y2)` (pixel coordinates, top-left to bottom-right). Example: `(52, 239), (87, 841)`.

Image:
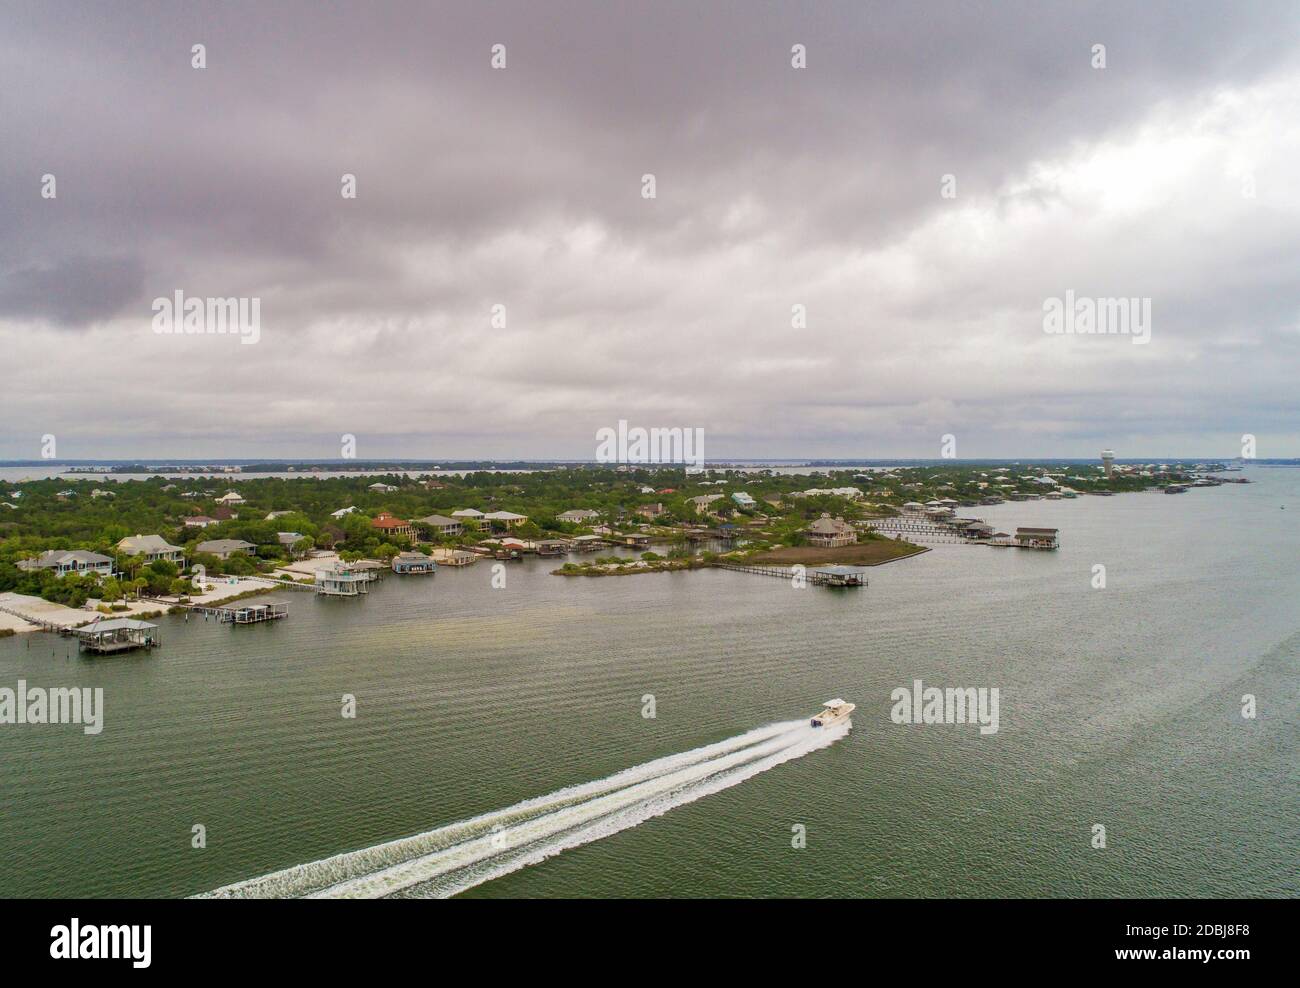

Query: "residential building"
(484, 510), (528, 530)
(557, 509), (601, 524)
(116, 534), (185, 564)
(371, 511), (415, 540)
(804, 513), (857, 548)
(18, 549), (115, 578)
(216, 491), (246, 505)
(195, 539), (257, 560)
(183, 516), (218, 529)
(414, 514), (465, 537)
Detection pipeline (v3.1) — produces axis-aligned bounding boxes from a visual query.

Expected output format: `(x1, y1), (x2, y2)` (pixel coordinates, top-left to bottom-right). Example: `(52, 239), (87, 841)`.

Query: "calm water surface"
(1, 468), (1295, 897)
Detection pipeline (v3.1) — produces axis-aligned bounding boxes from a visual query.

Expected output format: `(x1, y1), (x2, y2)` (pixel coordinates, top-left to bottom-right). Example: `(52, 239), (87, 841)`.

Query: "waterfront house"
(805, 513), (857, 548)
(371, 512), (415, 540)
(451, 508), (486, 528)
(484, 510), (528, 530)
(116, 534), (185, 564)
(812, 566), (868, 587)
(414, 514), (465, 537)
(75, 617), (159, 654)
(557, 509), (601, 524)
(195, 538), (257, 560)
(18, 549), (115, 578)
(391, 551), (436, 574)
(429, 547), (478, 566)
(1014, 527), (1059, 548)
(277, 532), (310, 555)
(314, 562), (371, 596)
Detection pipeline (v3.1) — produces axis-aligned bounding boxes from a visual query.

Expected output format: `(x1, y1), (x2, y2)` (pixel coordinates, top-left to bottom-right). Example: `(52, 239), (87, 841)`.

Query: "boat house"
(1014, 527), (1059, 549)
(392, 551), (437, 574)
(75, 618), (160, 654)
(812, 566), (868, 587)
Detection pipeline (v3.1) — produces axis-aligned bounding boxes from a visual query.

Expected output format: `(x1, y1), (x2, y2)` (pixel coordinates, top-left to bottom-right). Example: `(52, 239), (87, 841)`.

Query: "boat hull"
(811, 702), (856, 727)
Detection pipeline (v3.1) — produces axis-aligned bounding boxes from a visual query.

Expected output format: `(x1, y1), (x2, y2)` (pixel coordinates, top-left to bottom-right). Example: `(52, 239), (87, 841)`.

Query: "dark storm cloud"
(1, 0), (1298, 456)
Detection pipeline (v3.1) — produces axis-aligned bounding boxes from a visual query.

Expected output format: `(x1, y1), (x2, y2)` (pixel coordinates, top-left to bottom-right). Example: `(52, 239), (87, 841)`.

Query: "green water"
(1, 468), (1296, 897)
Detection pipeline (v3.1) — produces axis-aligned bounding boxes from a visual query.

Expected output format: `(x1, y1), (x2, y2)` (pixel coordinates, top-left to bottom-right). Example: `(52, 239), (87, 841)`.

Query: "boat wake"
(200, 718), (849, 898)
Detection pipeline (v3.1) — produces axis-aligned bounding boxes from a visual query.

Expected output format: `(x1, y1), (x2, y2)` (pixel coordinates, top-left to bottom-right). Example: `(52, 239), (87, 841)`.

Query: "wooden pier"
(715, 563), (867, 587)
(188, 601), (289, 624)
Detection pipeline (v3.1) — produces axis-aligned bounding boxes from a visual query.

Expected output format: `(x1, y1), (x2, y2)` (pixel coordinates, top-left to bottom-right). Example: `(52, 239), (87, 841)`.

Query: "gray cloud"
(1, 0), (1298, 457)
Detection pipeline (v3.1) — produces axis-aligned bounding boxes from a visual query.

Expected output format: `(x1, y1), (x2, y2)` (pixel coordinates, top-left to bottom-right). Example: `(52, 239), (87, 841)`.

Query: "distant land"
(4, 457), (1298, 472)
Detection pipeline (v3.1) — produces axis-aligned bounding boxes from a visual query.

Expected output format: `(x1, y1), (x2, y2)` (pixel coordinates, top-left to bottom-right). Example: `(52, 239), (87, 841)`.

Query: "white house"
(484, 510), (528, 529)
(557, 509), (601, 524)
(116, 534), (185, 564)
(330, 506), (358, 519)
(216, 491), (246, 505)
(18, 549), (115, 578)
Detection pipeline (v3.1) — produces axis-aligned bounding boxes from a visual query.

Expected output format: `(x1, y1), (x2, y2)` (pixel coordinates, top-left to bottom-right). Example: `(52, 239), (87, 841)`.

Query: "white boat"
(811, 698), (855, 727)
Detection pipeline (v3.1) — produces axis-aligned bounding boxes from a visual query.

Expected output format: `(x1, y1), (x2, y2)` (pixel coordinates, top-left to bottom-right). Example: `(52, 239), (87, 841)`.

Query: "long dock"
(714, 563), (867, 587)
(185, 601), (289, 624)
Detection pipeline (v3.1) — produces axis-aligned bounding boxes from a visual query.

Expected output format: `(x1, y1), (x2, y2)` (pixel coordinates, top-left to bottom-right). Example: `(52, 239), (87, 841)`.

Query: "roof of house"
(196, 539), (257, 553)
(415, 514), (461, 526)
(117, 534), (182, 554)
(484, 510), (527, 520)
(76, 618), (157, 635)
(806, 514), (854, 535)
(19, 549), (114, 570)
(371, 513), (411, 529)
(451, 508), (484, 517)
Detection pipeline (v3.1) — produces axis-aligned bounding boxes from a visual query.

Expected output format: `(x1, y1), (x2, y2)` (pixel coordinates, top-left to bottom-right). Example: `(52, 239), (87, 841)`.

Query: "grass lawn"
(744, 539), (928, 566)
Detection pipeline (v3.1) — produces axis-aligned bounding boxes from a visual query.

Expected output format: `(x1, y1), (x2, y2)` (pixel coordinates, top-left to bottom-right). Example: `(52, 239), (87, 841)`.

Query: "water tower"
(1101, 449), (1116, 478)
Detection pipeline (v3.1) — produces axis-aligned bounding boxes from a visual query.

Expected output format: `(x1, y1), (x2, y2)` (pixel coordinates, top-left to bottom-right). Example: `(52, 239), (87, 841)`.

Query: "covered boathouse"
(75, 618), (160, 654)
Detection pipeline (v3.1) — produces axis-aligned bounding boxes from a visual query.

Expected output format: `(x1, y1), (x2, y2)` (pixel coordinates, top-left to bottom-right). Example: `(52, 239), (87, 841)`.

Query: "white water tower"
(1101, 449), (1116, 478)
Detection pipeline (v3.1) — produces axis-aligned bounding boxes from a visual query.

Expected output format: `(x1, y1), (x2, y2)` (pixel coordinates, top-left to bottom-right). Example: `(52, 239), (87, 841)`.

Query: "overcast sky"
(2, 0), (1297, 460)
